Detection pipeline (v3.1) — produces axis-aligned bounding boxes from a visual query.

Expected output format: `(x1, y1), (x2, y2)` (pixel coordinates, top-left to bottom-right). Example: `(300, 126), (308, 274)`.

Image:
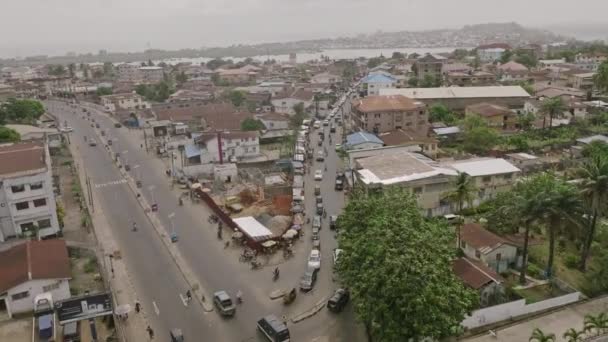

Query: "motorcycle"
(251, 260), (262, 269)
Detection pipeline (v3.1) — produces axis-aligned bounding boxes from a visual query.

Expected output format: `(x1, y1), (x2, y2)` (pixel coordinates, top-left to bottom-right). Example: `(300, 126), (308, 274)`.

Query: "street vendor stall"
(233, 217), (275, 244)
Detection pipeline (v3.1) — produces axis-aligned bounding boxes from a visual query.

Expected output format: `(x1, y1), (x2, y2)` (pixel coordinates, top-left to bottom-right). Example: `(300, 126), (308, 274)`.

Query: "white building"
(139, 66), (164, 83)
(0, 141), (61, 241)
(0, 240), (71, 318)
(196, 131), (260, 163)
(1, 66), (38, 82)
(538, 59), (566, 68)
(100, 93), (150, 112)
(310, 72), (342, 85)
(271, 88), (314, 115)
(477, 48), (505, 62)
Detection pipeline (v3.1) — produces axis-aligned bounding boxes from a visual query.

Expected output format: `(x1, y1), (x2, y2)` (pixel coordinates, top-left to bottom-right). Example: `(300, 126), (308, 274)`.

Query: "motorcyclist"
(273, 267), (280, 279)
(236, 290), (243, 304)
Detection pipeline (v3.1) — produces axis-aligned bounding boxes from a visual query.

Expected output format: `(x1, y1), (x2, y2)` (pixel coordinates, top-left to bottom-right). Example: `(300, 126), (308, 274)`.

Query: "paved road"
(46, 102), (228, 340)
(48, 91), (364, 341)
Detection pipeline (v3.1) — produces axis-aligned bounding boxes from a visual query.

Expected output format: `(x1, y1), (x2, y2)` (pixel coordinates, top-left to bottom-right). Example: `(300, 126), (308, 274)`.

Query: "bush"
(527, 263), (543, 278)
(83, 257), (98, 273)
(563, 254), (579, 269)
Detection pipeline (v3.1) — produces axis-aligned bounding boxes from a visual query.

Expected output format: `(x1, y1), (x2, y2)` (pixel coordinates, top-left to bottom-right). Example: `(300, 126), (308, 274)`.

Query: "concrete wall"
(461, 292), (581, 329)
(4, 279), (70, 317)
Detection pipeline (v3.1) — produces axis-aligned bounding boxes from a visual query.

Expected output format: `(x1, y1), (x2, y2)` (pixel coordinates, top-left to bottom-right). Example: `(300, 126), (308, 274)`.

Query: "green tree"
(529, 328), (556, 342)
(0, 126), (20, 143)
(577, 154), (608, 270)
(463, 126), (499, 154)
(516, 81), (535, 96)
(500, 49), (513, 64)
(541, 97), (565, 129)
(515, 53), (538, 68)
(391, 51), (405, 60)
(509, 134), (530, 151)
(240, 118), (265, 131)
(452, 49), (470, 60)
(429, 104), (457, 124)
(407, 77), (419, 87)
(48, 65), (66, 76)
(0, 98), (45, 125)
(147, 59), (154, 66)
(337, 189), (478, 341)
(420, 74), (440, 87)
(563, 328), (585, 342)
(594, 60), (608, 93)
(227, 90), (246, 107)
(175, 71), (188, 84)
(102, 62), (114, 77)
(443, 172), (477, 246)
(207, 58), (229, 70)
(96, 87), (113, 96)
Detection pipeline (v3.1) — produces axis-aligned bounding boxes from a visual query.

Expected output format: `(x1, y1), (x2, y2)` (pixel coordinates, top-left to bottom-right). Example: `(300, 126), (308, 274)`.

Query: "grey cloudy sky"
(1, 0), (607, 58)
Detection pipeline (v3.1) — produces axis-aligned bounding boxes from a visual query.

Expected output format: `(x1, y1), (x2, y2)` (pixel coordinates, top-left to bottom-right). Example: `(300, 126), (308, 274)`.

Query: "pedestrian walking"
(135, 301), (141, 313)
(146, 326), (154, 339)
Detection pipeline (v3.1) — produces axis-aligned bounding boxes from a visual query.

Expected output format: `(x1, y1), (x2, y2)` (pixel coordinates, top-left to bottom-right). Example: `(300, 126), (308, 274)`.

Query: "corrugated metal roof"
(346, 132), (384, 147)
(380, 86), (531, 99)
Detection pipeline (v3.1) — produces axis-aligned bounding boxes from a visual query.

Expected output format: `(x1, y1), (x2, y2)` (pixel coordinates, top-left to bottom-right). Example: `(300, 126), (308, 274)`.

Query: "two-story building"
(569, 72), (596, 90)
(476, 44), (511, 62)
(413, 54), (445, 82)
(100, 93), (151, 113)
(361, 73), (398, 96)
(352, 95), (428, 134)
(459, 223), (518, 273)
(0, 239), (71, 318)
(116, 63), (142, 82)
(465, 102), (518, 131)
(271, 88), (314, 115)
(195, 131), (260, 163)
(444, 158), (521, 205)
(139, 66), (164, 83)
(0, 141), (60, 242)
(497, 61), (530, 83)
(446, 71), (496, 87)
(574, 53), (607, 71)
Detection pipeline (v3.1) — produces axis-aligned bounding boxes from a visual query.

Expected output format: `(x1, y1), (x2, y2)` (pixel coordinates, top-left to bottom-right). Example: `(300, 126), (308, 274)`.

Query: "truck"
(33, 293), (56, 342)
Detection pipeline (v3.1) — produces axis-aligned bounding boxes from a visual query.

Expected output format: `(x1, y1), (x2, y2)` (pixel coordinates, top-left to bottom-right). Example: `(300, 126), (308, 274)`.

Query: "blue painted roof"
(184, 144), (201, 158)
(346, 132), (383, 147)
(362, 73), (397, 84)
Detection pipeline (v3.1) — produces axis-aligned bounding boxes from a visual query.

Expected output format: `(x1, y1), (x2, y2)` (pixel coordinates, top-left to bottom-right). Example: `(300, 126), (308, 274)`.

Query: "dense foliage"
(0, 98), (45, 125)
(0, 126), (20, 143)
(135, 81), (174, 102)
(337, 189), (478, 341)
(240, 118), (265, 131)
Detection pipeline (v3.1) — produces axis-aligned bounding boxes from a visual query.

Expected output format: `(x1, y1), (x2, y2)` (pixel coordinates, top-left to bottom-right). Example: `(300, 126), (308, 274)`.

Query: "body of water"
(155, 47), (467, 65)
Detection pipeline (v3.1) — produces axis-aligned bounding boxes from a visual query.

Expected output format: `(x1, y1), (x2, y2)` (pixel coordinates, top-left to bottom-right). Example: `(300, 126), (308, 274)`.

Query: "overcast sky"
(1, 0), (607, 58)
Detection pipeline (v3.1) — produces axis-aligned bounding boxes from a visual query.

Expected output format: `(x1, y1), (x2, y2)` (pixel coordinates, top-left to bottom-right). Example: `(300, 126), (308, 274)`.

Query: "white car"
(60, 126), (74, 133)
(322, 120), (329, 126)
(313, 121), (321, 129)
(333, 248), (343, 265)
(314, 170), (323, 181)
(308, 249), (321, 269)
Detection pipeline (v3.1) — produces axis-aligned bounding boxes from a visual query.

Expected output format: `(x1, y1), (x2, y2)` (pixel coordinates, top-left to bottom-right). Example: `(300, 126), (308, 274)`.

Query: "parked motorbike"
(251, 260), (262, 269)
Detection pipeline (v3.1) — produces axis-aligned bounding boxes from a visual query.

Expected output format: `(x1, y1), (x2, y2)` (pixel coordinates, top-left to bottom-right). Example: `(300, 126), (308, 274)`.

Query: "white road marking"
(179, 293), (189, 307)
(94, 179), (127, 188)
(152, 301), (160, 316)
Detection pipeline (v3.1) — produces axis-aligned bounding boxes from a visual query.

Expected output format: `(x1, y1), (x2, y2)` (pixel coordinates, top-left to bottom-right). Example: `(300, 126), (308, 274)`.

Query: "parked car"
(329, 215), (338, 230)
(213, 291), (236, 316)
(114, 123), (122, 128)
(315, 196), (323, 204)
(322, 120), (329, 126)
(311, 227), (320, 240)
(333, 248), (343, 265)
(335, 144), (342, 151)
(334, 179), (344, 191)
(314, 170), (323, 181)
(313, 215), (321, 229)
(63, 321), (80, 342)
(88, 139), (97, 147)
(299, 267), (319, 292)
(312, 239), (321, 250)
(330, 124), (336, 133)
(327, 288), (350, 312)
(308, 249), (321, 269)
(257, 315), (290, 342)
(314, 185), (321, 196)
(316, 202), (324, 215)
(316, 151), (324, 162)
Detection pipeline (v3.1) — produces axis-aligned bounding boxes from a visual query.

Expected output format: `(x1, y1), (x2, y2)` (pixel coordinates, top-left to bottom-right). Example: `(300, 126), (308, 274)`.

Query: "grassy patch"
(515, 284), (569, 303)
(83, 257), (98, 273)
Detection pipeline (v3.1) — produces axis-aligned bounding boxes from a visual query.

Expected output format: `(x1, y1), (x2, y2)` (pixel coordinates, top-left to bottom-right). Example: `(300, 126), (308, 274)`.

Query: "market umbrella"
(261, 240), (277, 248)
(114, 304), (131, 316)
(283, 229), (298, 239)
(191, 183), (202, 189)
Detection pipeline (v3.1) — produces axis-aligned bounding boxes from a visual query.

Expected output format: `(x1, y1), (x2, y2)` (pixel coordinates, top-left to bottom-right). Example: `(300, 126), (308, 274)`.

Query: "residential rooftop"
(357, 151), (457, 185)
(445, 158), (521, 177)
(355, 95), (426, 113)
(460, 223), (514, 254)
(380, 86), (531, 99)
(0, 141), (47, 177)
(453, 257), (503, 290)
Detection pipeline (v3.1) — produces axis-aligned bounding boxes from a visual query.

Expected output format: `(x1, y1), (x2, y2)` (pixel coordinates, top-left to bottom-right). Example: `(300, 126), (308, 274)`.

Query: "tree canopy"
(0, 98), (45, 125)
(0, 126), (20, 143)
(96, 87), (113, 96)
(135, 81), (174, 102)
(337, 189), (478, 341)
(226, 90), (246, 107)
(429, 103), (457, 124)
(594, 61), (608, 94)
(240, 117), (265, 131)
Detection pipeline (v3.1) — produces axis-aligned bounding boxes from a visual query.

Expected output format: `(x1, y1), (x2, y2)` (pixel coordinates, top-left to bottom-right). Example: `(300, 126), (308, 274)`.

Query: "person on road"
(132, 222), (137, 232)
(135, 301), (141, 313)
(186, 290), (192, 302)
(146, 326), (154, 339)
(236, 290), (243, 304)
(273, 267), (280, 279)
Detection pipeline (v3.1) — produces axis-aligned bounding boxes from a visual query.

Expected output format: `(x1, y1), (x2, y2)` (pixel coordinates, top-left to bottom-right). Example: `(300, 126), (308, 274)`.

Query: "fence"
(462, 291), (581, 329)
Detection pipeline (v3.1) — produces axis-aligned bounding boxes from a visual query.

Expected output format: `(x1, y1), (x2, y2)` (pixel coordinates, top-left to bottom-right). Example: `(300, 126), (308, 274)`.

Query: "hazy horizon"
(1, 0), (607, 59)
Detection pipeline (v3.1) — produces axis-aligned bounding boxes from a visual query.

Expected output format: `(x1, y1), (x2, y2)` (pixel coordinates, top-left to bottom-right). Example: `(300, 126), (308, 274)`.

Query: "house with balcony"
(0, 141), (60, 242)
(100, 93), (150, 113)
(361, 73), (398, 96)
(352, 95), (428, 134)
(0, 239), (71, 318)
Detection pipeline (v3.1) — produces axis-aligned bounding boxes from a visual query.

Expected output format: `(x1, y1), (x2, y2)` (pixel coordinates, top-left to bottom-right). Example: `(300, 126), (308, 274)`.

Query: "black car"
(316, 202), (324, 215)
(334, 179), (344, 191)
(313, 215), (322, 229)
(299, 267), (319, 292)
(257, 315), (290, 342)
(329, 215), (338, 230)
(327, 288), (350, 312)
(336, 171), (345, 180)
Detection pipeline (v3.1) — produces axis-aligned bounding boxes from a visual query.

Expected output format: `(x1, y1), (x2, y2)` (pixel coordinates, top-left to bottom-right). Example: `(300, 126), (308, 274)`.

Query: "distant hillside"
(1, 22), (569, 66)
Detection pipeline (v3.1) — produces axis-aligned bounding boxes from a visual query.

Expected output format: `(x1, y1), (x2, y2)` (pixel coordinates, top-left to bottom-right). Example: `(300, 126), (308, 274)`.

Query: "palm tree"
(577, 155), (608, 271)
(563, 328), (585, 342)
(443, 172), (477, 245)
(529, 328), (556, 342)
(584, 312), (608, 336)
(534, 174), (582, 278)
(540, 97), (565, 130)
